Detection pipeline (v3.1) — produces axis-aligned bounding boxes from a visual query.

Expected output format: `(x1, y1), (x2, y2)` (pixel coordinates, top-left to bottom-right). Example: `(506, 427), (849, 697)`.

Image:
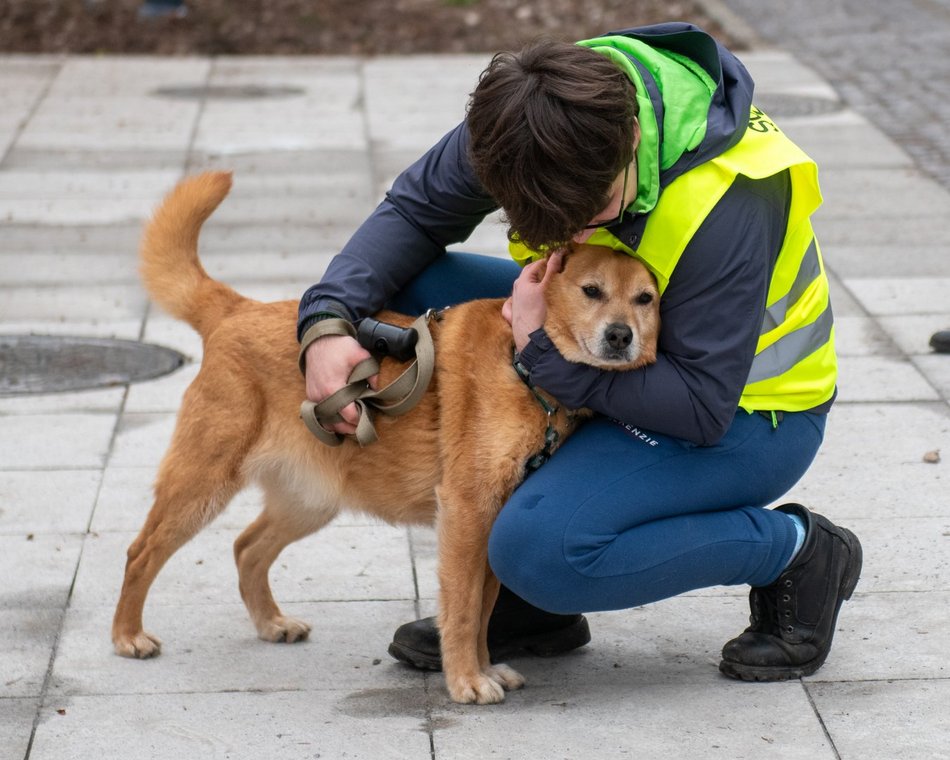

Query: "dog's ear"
(553, 243), (574, 263)
(543, 244), (572, 274)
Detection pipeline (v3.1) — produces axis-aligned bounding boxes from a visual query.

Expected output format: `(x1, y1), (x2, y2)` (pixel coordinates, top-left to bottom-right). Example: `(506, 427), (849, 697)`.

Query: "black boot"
(930, 329), (950, 353)
(387, 586), (591, 671)
(719, 503), (862, 681)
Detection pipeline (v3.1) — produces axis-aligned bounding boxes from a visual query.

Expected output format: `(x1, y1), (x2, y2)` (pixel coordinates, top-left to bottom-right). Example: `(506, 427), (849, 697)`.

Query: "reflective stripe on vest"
(509, 107), (837, 413)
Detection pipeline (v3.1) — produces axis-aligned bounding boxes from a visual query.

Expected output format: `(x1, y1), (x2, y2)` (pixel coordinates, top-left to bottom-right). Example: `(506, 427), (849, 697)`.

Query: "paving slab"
(194, 60), (365, 155)
(0, 608), (62, 699)
(832, 517), (950, 594)
(832, 315), (899, 357)
(781, 117), (915, 171)
(0, 533), (83, 609)
(820, 244), (950, 279)
(107, 411), (177, 468)
(123, 361), (200, 413)
(0, 469), (101, 535)
(0, 58), (59, 160)
(804, 591), (949, 683)
(0, 699), (37, 760)
(781, 402), (950, 520)
(0, 223), (143, 262)
(825, 271), (864, 317)
(0, 250), (140, 286)
(0, 386), (125, 415)
(364, 56), (481, 152)
(816, 167), (950, 219)
(18, 94), (199, 153)
(0, 283), (148, 324)
(141, 316), (205, 358)
(0, 169), (182, 225)
(845, 277), (950, 316)
(429, 680), (835, 760)
(51, 600), (424, 696)
(913, 354), (950, 398)
(29, 690), (433, 760)
(879, 314), (950, 356)
(815, 213), (950, 247)
(809, 680), (950, 760)
(835, 355), (940, 402)
(0, 412), (117, 470)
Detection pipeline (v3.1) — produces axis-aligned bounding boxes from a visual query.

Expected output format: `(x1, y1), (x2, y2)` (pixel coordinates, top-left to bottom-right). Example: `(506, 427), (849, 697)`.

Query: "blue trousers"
(389, 253), (825, 614)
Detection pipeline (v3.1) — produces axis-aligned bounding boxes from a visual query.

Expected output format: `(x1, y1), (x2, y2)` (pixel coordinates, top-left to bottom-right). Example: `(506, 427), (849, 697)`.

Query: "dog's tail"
(140, 171), (248, 339)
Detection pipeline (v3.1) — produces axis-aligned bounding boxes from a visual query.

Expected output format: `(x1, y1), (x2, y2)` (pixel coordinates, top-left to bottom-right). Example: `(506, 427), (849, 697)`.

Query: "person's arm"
(297, 122), (497, 338)
(298, 122), (497, 434)
(517, 171), (791, 446)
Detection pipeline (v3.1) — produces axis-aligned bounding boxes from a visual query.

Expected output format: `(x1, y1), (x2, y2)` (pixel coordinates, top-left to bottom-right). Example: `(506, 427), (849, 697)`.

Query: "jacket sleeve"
(517, 170), (791, 446)
(297, 122), (498, 339)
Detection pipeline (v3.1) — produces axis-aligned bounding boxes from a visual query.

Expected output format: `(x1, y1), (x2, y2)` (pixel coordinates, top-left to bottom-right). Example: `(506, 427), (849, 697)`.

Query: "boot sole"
(387, 616), (592, 672)
(719, 527), (863, 682)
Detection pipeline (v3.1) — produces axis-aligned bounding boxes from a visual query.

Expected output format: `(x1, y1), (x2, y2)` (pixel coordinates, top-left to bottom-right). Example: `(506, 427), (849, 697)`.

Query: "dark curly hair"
(466, 40), (639, 250)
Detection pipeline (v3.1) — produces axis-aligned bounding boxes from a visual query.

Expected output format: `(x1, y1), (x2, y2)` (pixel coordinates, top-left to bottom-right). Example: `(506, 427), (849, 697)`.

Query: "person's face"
(572, 126), (640, 244)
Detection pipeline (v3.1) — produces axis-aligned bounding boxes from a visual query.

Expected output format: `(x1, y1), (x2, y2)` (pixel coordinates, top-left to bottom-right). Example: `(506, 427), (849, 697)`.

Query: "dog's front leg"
(436, 486), (524, 704)
(478, 567), (525, 693)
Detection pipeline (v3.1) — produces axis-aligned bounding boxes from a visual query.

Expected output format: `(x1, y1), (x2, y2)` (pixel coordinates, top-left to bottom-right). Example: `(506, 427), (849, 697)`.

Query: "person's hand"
(303, 334), (377, 435)
(502, 249), (564, 352)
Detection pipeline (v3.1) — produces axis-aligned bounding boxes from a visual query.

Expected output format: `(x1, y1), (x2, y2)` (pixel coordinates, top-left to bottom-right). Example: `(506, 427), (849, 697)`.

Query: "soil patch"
(0, 0), (741, 56)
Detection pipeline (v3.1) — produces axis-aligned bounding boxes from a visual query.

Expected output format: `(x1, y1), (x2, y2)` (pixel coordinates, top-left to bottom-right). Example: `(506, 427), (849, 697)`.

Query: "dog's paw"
(486, 663), (525, 692)
(447, 672), (507, 705)
(257, 615), (311, 644)
(113, 630), (162, 659)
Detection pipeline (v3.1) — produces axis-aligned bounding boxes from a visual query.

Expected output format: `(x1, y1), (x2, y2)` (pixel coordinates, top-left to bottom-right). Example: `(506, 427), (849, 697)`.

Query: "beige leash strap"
(299, 313), (436, 447)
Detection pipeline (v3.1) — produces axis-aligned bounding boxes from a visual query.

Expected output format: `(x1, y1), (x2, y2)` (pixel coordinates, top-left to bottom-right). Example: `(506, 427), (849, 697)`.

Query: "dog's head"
(543, 244), (660, 370)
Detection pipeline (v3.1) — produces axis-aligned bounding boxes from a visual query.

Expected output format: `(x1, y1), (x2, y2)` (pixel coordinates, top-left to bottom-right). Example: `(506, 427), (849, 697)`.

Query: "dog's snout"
(605, 322), (633, 351)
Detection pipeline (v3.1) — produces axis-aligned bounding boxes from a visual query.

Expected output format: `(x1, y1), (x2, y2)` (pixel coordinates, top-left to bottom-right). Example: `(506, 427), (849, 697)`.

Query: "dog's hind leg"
(233, 485), (339, 644)
(112, 476), (244, 658)
(112, 379), (258, 658)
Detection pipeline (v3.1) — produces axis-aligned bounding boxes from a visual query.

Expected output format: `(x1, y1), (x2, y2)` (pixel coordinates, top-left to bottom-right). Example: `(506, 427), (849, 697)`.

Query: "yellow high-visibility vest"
(510, 107), (836, 413)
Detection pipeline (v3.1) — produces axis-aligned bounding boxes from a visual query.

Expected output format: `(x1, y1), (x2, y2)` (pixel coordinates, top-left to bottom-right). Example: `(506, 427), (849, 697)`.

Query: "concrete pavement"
(1, 35), (949, 760)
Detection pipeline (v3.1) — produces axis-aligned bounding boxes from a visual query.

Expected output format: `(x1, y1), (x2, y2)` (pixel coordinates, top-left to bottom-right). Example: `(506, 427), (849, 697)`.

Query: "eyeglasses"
(581, 159), (632, 230)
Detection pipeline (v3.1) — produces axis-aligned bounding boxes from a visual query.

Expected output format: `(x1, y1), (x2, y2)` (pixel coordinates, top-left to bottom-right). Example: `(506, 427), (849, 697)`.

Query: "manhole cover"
(0, 335), (186, 396)
(152, 84), (306, 100)
(754, 93), (844, 119)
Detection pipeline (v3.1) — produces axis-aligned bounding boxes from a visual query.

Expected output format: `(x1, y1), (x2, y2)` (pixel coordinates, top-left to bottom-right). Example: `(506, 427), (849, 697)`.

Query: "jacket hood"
(579, 23), (754, 212)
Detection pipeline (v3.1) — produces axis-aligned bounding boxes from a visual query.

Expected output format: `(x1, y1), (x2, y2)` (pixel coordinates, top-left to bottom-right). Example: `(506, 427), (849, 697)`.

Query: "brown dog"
(112, 172), (660, 704)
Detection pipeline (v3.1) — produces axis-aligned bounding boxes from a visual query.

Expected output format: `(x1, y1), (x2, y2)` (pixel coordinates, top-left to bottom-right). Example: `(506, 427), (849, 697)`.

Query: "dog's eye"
(582, 285), (603, 300)
(635, 291), (655, 305)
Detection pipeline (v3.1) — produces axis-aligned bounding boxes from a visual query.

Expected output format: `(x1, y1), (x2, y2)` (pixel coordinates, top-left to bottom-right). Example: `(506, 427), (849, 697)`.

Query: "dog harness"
(298, 311), (439, 447)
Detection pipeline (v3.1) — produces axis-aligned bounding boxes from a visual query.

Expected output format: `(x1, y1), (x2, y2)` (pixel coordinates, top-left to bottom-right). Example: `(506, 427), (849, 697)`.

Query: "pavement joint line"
(692, 0), (767, 50)
(0, 59), (60, 171)
(358, 59), (384, 225)
(802, 680), (844, 760)
(183, 55), (216, 176)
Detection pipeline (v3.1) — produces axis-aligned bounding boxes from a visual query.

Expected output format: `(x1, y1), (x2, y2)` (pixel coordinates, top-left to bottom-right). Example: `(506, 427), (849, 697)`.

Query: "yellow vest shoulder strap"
(632, 108), (822, 293)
